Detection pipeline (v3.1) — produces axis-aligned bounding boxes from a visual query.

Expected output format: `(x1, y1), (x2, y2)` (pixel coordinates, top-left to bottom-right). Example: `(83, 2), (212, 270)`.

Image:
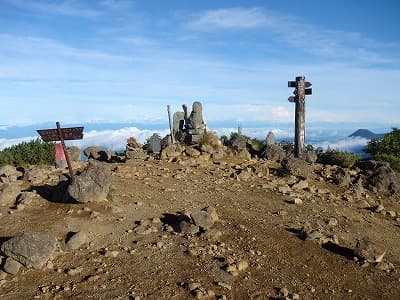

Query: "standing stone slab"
(68, 160), (111, 203)
(1, 232), (57, 269)
(266, 131), (276, 146)
(149, 133), (162, 154)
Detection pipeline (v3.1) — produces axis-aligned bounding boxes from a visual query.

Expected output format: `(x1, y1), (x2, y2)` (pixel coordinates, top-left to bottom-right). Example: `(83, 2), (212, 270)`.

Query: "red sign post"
(37, 122), (84, 180)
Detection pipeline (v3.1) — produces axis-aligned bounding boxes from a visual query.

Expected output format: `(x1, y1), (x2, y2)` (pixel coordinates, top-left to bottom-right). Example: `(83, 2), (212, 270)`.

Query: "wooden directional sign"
(37, 122), (84, 181)
(37, 127), (83, 142)
(287, 76), (312, 158)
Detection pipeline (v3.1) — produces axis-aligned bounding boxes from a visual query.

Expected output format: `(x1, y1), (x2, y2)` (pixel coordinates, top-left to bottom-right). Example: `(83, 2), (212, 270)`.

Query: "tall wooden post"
(288, 76), (312, 158)
(167, 105), (175, 144)
(56, 122), (74, 180)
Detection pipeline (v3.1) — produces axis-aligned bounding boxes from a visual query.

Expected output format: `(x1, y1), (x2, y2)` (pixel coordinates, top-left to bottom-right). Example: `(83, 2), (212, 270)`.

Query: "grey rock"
(191, 210), (214, 229)
(179, 221), (199, 235)
(66, 231), (88, 250)
(302, 150), (318, 164)
(0, 183), (21, 207)
(23, 168), (48, 184)
(261, 144), (286, 162)
(203, 229), (222, 241)
(67, 146), (81, 162)
(84, 146), (112, 162)
(368, 165), (400, 195)
(354, 238), (386, 263)
(16, 191), (36, 206)
(282, 157), (311, 179)
(236, 149), (251, 160)
(160, 144), (184, 160)
(67, 160), (111, 203)
(335, 168), (352, 187)
(3, 257), (23, 275)
(185, 147), (201, 157)
(1, 232), (57, 269)
(229, 134), (248, 152)
(200, 144), (216, 154)
(292, 180), (308, 190)
(0, 165), (21, 182)
(126, 149), (147, 159)
(203, 206), (219, 222)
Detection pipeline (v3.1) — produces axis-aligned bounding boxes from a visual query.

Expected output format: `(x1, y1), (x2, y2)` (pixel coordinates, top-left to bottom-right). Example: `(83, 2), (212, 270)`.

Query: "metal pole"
(167, 105), (175, 144)
(56, 122), (74, 181)
(294, 76), (305, 157)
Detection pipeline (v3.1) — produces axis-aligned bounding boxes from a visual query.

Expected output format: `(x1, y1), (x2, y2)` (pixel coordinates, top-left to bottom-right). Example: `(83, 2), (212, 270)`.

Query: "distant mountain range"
(349, 129), (385, 139)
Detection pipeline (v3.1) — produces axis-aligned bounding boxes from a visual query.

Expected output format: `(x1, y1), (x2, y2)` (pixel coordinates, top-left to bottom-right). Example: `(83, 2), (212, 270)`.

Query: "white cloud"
(0, 127), (169, 152)
(315, 137), (369, 153)
(116, 36), (159, 47)
(185, 7), (399, 65)
(5, 0), (103, 18)
(100, 0), (134, 10)
(0, 136), (37, 151)
(66, 127), (169, 151)
(186, 8), (270, 30)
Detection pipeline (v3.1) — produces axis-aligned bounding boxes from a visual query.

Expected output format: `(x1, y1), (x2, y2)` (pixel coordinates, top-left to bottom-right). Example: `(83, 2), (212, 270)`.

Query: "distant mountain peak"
(349, 129), (384, 139)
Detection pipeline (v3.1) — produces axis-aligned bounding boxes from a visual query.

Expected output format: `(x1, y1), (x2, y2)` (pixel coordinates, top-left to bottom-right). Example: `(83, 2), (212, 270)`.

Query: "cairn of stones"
(172, 101), (206, 145)
(125, 137), (146, 159)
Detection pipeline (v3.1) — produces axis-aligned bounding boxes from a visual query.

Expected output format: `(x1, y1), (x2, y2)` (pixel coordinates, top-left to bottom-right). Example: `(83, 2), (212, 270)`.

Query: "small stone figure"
(266, 131), (276, 146)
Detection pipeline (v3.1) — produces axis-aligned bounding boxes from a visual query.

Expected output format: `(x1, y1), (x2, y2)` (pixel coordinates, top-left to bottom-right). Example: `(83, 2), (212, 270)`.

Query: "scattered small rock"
(354, 238), (386, 263)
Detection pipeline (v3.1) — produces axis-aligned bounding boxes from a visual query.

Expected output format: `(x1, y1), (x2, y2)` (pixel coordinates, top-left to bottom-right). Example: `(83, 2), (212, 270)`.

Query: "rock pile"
(125, 137), (147, 160)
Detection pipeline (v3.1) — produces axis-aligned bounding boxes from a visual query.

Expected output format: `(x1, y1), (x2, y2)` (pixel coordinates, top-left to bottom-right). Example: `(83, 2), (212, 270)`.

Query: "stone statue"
(172, 101), (206, 144)
(266, 131), (276, 146)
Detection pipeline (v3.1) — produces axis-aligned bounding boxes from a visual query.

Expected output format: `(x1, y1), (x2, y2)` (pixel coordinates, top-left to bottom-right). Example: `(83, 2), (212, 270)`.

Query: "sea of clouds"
(0, 123), (372, 155)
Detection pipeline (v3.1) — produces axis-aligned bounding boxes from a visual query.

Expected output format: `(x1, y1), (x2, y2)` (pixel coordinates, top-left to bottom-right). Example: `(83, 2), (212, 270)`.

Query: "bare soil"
(1, 157), (400, 299)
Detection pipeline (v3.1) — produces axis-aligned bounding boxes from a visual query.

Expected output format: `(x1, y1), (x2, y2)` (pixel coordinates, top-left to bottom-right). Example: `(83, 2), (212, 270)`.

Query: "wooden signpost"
(37, 122), (84, 180)
(288, 76), (312, 157)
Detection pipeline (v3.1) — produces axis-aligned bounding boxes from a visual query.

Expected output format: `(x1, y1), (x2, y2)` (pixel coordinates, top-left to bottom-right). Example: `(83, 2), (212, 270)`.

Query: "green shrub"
(364, 128), (400, 171)
(365, 128), (400, 157)
(374, 154), (400, 172)
(0, 138), (55, 167)
(318, 148), (361, 168)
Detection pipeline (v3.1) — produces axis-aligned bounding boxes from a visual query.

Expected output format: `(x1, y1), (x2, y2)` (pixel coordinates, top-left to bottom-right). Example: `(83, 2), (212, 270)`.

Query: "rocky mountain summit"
(0, 134), (399, 299)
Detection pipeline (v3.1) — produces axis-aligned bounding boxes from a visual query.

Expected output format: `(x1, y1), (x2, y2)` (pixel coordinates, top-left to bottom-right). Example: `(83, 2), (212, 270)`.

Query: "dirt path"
(1, 158), (399, 299)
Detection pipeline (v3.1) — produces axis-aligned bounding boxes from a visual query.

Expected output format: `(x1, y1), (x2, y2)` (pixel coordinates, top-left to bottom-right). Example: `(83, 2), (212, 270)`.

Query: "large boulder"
(368, 165), (400, 195)
(23, 168), (48, 185)
(260, 144), (286, 162)
(84, 146), (112, 162)
(0, 183), (21, 207)
(0, 165), (22, 183)
(67, 160), (111, 203)
(282, 157), (312, 179)
(229, 134), (248, 152)
(160, 144), (185, 160)
(1, 232), (57, 269)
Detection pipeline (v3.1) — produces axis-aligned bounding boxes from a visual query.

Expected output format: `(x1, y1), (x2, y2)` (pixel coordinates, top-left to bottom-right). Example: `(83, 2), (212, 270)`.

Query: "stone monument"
(170, 101), (206, 144)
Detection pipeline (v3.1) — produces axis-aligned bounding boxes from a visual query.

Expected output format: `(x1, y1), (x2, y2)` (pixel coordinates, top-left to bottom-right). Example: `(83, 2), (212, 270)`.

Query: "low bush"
(374, 154), (400, 172)
(317, 148), (361, 168)
(0, 138), (55, 167)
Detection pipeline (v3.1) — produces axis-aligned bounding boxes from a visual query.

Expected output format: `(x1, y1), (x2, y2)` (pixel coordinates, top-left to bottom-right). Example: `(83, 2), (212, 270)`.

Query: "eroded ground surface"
(1, 157), (400, 299)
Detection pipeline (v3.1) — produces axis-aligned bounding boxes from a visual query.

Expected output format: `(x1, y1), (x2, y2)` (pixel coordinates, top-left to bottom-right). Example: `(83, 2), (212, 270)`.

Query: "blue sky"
(0, 0), (399, 127)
